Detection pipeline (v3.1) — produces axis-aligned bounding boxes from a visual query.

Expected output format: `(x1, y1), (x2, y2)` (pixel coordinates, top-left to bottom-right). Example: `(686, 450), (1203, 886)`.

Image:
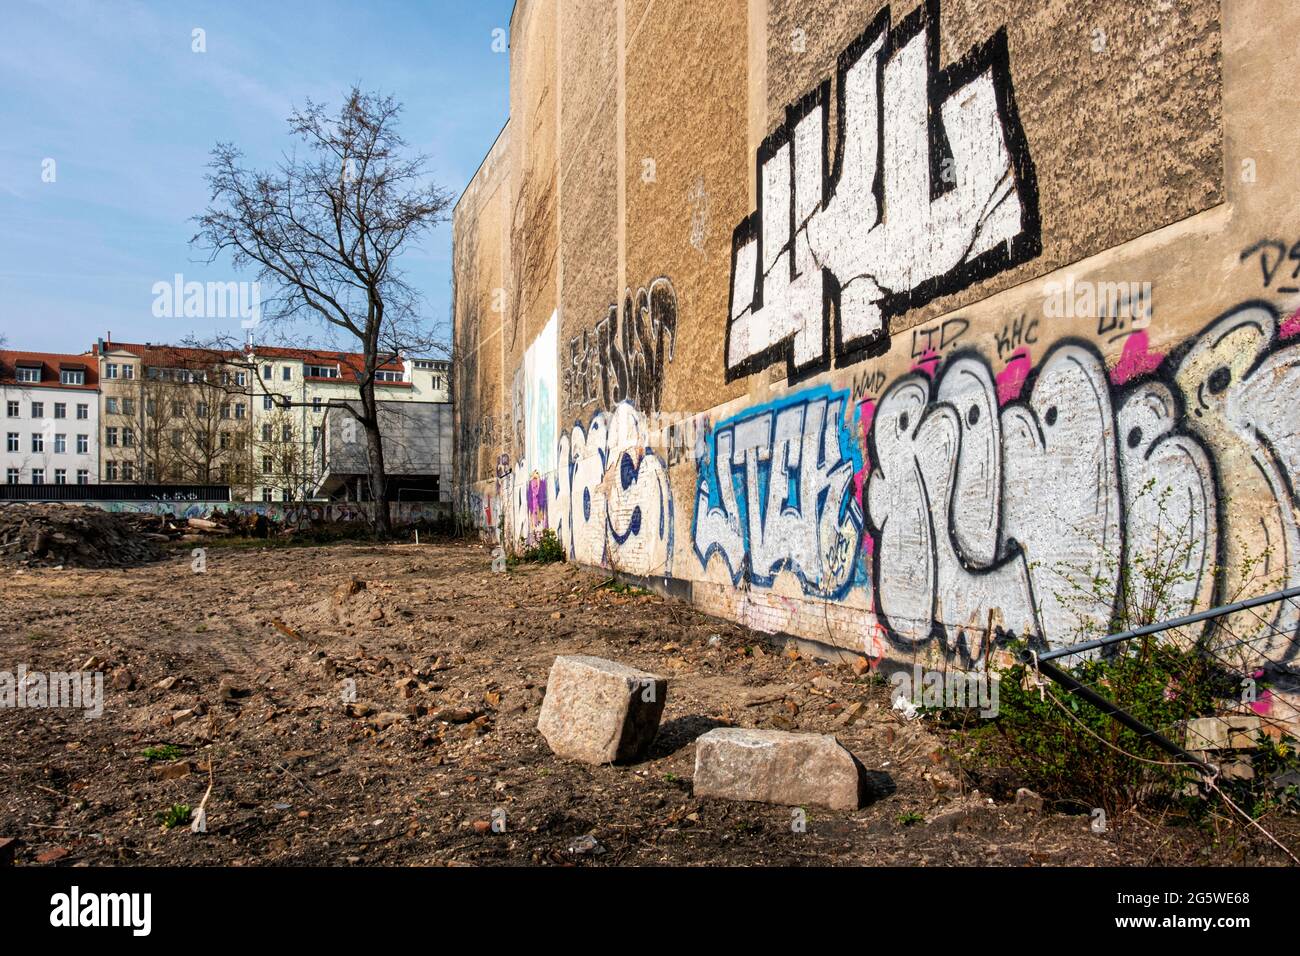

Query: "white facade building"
(0, 351), (100, 486)
(247, 346), (450, 502)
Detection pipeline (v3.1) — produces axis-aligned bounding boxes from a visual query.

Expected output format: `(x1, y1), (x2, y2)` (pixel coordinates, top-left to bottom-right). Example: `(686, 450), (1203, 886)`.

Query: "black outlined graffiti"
(1241, 238), (1300, 295)
(910, 317), (969, 361)
(994, 314), (1039, 362)
(565, 277), (678, 415)
(865, 301), (1300, 668)
(724, 0), (1040, 385)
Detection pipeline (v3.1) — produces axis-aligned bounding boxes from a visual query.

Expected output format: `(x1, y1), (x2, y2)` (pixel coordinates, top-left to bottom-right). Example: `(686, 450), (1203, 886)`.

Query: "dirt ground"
(0, 538), (1287, 866)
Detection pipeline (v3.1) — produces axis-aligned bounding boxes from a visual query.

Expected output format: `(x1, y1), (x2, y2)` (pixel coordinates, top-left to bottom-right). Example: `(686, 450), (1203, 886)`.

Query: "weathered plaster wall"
(453, 0), (1300, 724)
(452, 119), (510, 528)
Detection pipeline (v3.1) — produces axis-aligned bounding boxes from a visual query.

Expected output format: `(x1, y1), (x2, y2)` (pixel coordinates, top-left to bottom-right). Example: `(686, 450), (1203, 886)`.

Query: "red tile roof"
(0, 350), (100, 390)
(92, 341), (241, 366)
(89, 340), (417, 385)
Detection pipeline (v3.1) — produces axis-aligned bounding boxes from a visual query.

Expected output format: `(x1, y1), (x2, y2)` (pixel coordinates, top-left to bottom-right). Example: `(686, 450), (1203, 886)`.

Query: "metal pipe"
(1021, 650), (1217, 777)
(1036, 584), (1300, 662)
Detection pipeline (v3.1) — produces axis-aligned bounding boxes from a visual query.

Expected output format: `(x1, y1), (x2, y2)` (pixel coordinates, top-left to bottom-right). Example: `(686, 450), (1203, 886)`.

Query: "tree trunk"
(360, 379), (393, 538)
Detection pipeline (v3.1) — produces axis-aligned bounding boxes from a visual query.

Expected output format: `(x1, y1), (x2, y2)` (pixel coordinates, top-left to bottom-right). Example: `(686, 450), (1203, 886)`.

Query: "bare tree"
(193, 87), (453, 536)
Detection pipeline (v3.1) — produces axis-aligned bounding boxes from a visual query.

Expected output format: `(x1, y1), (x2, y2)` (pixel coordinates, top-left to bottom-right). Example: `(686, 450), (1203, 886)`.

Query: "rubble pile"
(0, 502), (171, 568)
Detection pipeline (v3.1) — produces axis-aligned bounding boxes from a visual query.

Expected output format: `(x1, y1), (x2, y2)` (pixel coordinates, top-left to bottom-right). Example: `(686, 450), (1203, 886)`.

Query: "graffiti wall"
(503, 312), (560, 546)
(454, 0), (1297, 694)
(89, 500), (449, 524)
(726, 2), (1039, 383)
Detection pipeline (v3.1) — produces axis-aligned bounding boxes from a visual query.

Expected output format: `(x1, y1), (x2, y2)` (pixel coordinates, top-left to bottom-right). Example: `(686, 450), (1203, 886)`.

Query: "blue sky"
(0, 0), (514, 354)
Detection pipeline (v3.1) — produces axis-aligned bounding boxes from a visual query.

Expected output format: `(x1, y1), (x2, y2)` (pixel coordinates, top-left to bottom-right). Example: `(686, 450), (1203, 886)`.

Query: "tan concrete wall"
(454, 0), (1300, 728)
(452, 120), (511, 526)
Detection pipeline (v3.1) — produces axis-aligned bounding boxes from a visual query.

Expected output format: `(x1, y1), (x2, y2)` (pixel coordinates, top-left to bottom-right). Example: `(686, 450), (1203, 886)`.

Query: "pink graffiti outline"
(1109, 329), (1165, 385)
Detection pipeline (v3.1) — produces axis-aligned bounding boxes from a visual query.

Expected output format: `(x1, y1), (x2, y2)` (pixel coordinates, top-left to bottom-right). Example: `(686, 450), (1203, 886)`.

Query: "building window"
(31, 434), (43, 453)
(220, 403), (230, 420)
(60, 369), (84, 385)
(54, 403), (66, 419)
(76, 403), (88, 420)
(106, 397), (118, 414)
(123, 364), (134, 380)
(305, 364), (338, 378)
(31, 402), (43, 418)
(171, 401), (183, 417)
(312, 426), (321, 446)
(375, 370), (402, 382)
(171, 430), (182, 449)
(54, 434), (66, 454)
(236, 371), (247, 387)
(76, 469), (88, 485)
(261, 423), (272, 442)
(262, 365), (272, 380)
(77, 434), (88, 454)
(219, 431), (230, 450)
(16, 366), (40, 383)
(122, 428), (134, 448)
(105, 462), (118, 481)
(31, 469), (44, 484)
(145, 463), (156, 481)
(262, 456), (272, 474)
(262, 487), (272, 502)
(122, 461), (134, 481)
(235, 463), (246, 482)
(312, 396), (322, 412)
(281, 423), (292, 442)
(263, 395), (274, 411)
(105, 363), (119, 380)
(282, 366), (292, 381)
(6, 401), (17, 417)
(234, 403), (245, 420)
(105, 427), (118, 447)
(196, 401), (209, 418)
(54, 469), (66, 484)
(122, 398), (134, 415)
(145, 399), (156, 417)
(5, 433), (15, 452)
(5, 468), (17, 484)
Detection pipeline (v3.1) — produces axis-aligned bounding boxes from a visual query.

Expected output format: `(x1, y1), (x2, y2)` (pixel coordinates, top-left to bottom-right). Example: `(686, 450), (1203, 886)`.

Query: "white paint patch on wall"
(525, 311), (558, 476)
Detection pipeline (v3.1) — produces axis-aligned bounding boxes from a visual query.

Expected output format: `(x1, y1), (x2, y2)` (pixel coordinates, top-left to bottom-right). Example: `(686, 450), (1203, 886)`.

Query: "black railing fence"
(0, 483), (231, 502)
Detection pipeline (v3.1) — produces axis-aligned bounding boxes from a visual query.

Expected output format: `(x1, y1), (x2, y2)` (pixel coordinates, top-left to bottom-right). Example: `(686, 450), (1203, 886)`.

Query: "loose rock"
(537, 655), (668, 764)
(693, 728), (868, 811)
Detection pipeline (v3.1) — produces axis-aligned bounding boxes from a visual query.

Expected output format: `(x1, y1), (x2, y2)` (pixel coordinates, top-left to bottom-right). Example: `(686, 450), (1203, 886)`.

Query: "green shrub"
(157, 804), (192, 829)
(142, 744), (185, 762)
(513, 529), (565, 564)
(956, 481), (1295, 820)
(960, 638), (1229, 817)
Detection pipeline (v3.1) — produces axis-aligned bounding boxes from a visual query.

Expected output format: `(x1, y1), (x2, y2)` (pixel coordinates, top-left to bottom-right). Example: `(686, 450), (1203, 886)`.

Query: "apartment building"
(0, 351), (99, 486)
(91, 340), (254, 497)
(87, 338), (450, 501)
(246, 346), (450, 502)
